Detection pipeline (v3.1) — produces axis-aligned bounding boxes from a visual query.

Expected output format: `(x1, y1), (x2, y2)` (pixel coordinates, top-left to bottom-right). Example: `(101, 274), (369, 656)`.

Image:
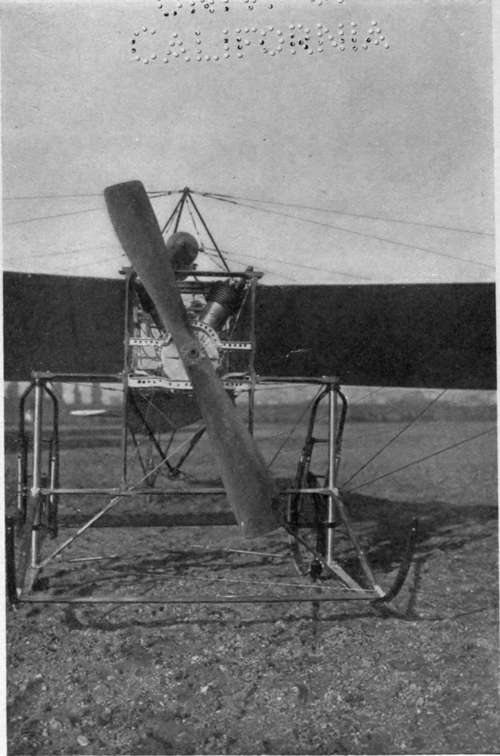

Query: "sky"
(1, 0), (495, 284)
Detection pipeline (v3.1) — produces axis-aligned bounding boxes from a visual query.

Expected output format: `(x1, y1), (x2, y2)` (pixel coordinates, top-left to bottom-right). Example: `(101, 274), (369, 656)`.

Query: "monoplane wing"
(4, 273), (495, 389)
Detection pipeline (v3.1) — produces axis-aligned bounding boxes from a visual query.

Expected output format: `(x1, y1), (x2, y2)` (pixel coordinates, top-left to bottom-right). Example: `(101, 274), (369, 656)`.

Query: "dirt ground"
(4, 417), (499, 755)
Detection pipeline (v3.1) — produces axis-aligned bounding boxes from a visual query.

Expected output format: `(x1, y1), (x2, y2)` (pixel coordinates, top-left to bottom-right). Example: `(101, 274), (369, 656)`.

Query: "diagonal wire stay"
(267, 388), (323, 470)
(233, 199), (495, 271)
(342, 389), (448, 488)
(5, 189), (181, 201)
(345, 426), (496, 493)
(202, 244), (300, 282)
(201, 194), (494, 271)
(198, 190), (494, 237)
(350, 386), (387, 404)
(6, 207), (103, 225)
(64, 255), (124, 272)
(43, 424), (211, 570)
(204, 248), (240, 273)
(39, 432), (201, 569)
(3, 242), (123, 263)
(204, 244), (372, 282)
(187, 203), (227, 273)
(219, 250), (300, 283)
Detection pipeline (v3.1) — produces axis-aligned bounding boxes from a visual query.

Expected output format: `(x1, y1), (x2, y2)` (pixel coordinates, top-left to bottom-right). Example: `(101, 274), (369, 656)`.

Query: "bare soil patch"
(5, 419), (498, 754)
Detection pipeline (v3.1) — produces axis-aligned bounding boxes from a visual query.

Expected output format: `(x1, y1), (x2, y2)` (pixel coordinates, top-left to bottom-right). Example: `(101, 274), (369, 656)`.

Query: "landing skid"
(282, 377), (417, 603)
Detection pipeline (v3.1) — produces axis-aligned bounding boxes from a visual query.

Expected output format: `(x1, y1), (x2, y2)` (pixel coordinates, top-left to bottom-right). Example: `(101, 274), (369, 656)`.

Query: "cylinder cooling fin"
(199, 279), (245, 330)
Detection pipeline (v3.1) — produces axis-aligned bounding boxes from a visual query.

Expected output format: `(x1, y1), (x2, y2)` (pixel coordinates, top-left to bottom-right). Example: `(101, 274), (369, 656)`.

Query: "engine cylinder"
(199, 280), (244, 330)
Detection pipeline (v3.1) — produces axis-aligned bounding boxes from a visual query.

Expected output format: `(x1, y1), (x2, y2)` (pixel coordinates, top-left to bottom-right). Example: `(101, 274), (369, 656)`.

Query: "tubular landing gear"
(286, 377), (417, 604)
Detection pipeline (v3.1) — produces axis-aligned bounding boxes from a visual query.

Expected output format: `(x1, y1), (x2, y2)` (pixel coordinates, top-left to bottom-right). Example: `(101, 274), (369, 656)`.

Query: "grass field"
(5, 411), (499, 755)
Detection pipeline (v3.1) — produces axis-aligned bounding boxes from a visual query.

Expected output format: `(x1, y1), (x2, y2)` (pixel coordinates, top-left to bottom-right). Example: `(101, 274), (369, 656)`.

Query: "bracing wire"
(148, 190), (183, 197)
(343, 424), (412, 444)
(205, 245), (371, 282)
(136, 390), (185, 435)
(7, 186), (493, 277)
(350, 387), (387, 404)
(3, 243), (122, 263)
(199, 190), (494, 238)
(186, 199), (202, 241)
(63, 255), (124, 272)
(5, 189), (182, 226)
(342, 389), (448, 487)
(201, 194), (494, 271)
(224, 253), (300, 283)
(187, 191), (230, 273)
(186, 202), (227, 273)
(345, 426), (496, 493)
(267, 388), (323, 470)
(6, 207), (103, 225)
(5, 192), (105, 200)
(203, 247), (300, 283)
(5, 253), (123, 274)
(5, 189), (181, 201)
(202, 249), (233, 273)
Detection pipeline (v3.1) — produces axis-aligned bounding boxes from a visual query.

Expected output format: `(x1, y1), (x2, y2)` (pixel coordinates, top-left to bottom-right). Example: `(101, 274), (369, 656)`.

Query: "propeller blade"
(104, 180), (279, 537)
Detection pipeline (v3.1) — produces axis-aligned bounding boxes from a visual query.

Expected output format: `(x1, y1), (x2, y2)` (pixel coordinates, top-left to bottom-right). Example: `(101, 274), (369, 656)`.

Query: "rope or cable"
(240, 249), (372, 281)
(186, 201), (227, 273)
(228, 255), (299, 283)
(203, 195), (494, 271)
(145, 190), (183, 197)
(206, 245), (372, 282)
(202, 248), (237, 273)
(134, 388), (185, 434)
(350, 387), (387, 404)
(5, 192), (104, 200)
(187, 191), (231, 273)
(6, 207), (102, 225)
(345, 426), (495, 492)
(199, 191), (494, 238)
(267, 388), (323, 470)
(342, 389), (447, 488)
(3, 243), (122, 263)
(186, 200), (202, 242)
(343, 424), (410, 444)
(5, 190), (181, 226)
(63, 255), (124, 272)
(132, 430), (209, 487)
(211, 249), (300, 283)
(5, 189), (181, 201)
(227, 197), (495, 271)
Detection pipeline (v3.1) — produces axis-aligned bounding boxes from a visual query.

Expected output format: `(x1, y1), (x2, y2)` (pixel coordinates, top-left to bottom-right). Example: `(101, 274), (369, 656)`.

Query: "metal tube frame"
(14, 376), (61, 594)
(9, 374), (416, 604)
(44, 384), (60, 538)
(280, 377), (416, 600)
(5, 517), (18, 606)
(16, 384), (32, 526)
(124, 265), (259, 472)
(11, 371), (415, 607)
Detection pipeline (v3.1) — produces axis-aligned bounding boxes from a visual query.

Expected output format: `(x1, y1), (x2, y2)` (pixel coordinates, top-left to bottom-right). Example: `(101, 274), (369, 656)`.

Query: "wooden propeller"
(104, 180), (279, 537)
